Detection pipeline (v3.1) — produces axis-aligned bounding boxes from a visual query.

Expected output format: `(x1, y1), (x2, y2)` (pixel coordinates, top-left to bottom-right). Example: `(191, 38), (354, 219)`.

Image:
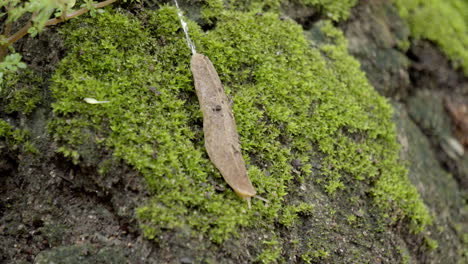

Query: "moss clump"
(0, 69), (43, 115)
(280, 202), (314, 227)
(298, 0), (357, 21)
(50, 2), (430, 252)
(302, 249), (330, 263)
(394, 0), (468, 74)
(202, 0), (357, 22)
(256, 236), (282, 263)
(0, 119), (30, 151)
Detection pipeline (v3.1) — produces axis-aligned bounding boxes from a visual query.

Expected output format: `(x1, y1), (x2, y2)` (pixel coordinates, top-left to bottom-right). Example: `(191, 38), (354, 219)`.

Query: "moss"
(256, 236), (282, 263)
(280, 202), (314, 227)
(398, 246), (411, 264)
(202, 0), (357, 22)
(0, 119), (30, 151)
(346, 214), (357, 225)
(297, 0), (357, 21)
(0, 69), (43, 115)
(302, 247), (330, 263)
(424, 236), (439, 251)
(462, 233), (468, 261)
(49, 1), (430, 257)
(394, 0), (468, 74)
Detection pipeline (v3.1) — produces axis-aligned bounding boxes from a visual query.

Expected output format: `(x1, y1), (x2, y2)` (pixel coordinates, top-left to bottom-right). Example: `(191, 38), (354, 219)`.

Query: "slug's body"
(190, 53), (256, 201)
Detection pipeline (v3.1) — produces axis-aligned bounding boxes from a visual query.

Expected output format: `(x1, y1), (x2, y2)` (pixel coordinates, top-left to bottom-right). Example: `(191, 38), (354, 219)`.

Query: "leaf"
(191, 53), (256, 199)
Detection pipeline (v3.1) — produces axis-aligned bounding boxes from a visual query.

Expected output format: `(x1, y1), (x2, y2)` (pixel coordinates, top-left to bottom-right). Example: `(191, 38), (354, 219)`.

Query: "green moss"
(394, 0), (468, 74)
(298, 0), (357, 21)
(49, 1), (430, 253)
(302, 248), (330, 263)
(280, 202), (314, 227)
(202, 0), (357, 22)
(0, 69), (43, 115)
(462, 233), (468, 261)
(424, 236), (439, 251)
(398, 246), (411, 264)
(346, 214), (357, 225)
(0, 119), (31, 151)
(256, 237), (282, 263)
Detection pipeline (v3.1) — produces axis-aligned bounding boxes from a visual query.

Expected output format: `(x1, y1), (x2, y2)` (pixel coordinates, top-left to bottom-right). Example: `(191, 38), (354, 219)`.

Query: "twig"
(0, 6), (13, 61)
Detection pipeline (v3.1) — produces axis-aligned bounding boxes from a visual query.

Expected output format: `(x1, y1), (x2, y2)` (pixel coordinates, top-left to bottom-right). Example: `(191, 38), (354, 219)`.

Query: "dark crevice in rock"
(200, 21), (216, 32)
(404, 41), (468, 190)
(292, 12), (323, 30)
(281, 1), (323, 30)
(406, 41), (467, 95)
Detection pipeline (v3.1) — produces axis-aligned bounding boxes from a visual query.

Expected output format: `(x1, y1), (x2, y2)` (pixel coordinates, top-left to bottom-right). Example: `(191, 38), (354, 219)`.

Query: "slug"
(191, 53), (257, 204)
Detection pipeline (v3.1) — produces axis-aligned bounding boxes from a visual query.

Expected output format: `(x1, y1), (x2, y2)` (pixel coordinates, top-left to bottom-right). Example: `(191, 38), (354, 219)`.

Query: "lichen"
(394, 0), (468, 74)
(49, 1), (430, 259)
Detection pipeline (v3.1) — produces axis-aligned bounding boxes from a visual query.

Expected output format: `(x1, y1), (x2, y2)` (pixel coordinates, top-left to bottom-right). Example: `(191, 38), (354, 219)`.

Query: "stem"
(46, 0), (118, 27)
(0, 6), (13, 61)
(4, 22), (12, 37)
(1, 0), (118, 60)
(0, 46), (7, 61)
(2, 5), (12, 37)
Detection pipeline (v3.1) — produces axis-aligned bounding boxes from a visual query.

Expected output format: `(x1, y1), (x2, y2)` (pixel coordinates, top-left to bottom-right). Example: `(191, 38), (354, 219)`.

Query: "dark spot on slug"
(213, 105), (222, 111)
(231, 144), (240, 153)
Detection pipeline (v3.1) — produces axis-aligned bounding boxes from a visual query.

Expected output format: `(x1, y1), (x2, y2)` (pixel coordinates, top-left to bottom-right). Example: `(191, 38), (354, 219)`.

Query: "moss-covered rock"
(45, 1), (433, 261)
(0, 119), (33, 152)
(343, 1), (411, 97)
(0, 68), (43, 115)
(394, 0), (468, 74)
(393, 101), (468, 263)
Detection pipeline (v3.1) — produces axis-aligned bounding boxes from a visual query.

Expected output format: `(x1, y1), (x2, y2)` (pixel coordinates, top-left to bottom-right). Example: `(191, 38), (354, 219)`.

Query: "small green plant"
(280, 203), (314, 227)
(301, 248), (330, 263)
(346, 214), (357, 225)
(424, 236), (438, 251)
(0, 53), (26, 85)
(256, 237), (282, 264)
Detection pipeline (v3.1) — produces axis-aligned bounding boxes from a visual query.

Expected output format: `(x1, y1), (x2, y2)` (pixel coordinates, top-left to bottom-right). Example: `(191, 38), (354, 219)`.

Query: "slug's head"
(234, 189), (256, 209)
(235, 190), (269, 209)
